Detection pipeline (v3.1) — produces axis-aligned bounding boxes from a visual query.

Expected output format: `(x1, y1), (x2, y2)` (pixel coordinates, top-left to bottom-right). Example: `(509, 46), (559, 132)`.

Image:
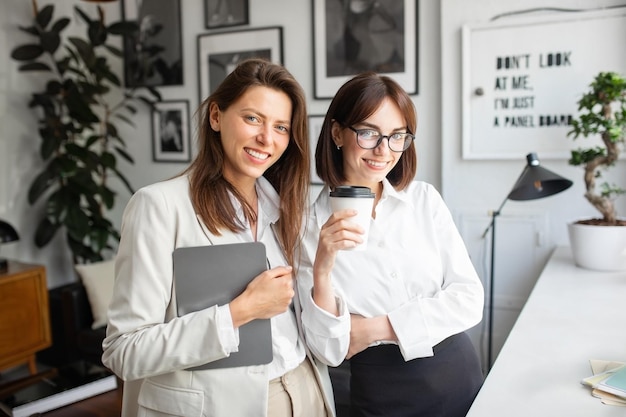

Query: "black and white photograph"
(152, 100), (191, 163)
(308, 115), (325, 184)
(313, 0), (418, 98)
(197, 27), (283, 104)
(121, 0), (184, 87)
(205, 0), (249, 29)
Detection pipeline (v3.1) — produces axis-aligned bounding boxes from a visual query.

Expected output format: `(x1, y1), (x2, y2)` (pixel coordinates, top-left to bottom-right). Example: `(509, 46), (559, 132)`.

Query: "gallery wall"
(0, 0), (441, 288)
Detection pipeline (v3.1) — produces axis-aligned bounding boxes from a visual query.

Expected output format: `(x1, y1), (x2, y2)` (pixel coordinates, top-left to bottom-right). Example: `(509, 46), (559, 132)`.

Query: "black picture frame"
(197, 27), (283, 104)
(152, 100), (191, 163)
(308, 115), (325, 185)
(121, 0), (184, 87)
(312, 0), (418, 99)
(205, 0), (249, 29)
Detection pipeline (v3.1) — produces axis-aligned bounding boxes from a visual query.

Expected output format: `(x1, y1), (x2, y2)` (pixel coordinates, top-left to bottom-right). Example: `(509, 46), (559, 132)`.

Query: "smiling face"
(209, 85), (292, 191)
(331, 97), (407, 191)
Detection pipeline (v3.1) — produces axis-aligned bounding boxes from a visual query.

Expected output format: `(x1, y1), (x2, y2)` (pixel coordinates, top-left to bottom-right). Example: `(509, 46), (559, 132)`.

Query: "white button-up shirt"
(299, 179), (484, 366)
(216, 177), (305, 380)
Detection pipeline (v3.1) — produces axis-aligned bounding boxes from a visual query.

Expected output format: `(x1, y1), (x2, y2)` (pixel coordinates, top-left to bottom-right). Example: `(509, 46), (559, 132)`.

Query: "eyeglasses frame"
(346, 126), (414, 152)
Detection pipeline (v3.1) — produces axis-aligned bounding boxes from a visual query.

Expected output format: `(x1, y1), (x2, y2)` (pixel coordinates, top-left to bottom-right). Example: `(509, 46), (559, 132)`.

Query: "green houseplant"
(568, 71), (626, 226)
(567, 71), (626, 270)
(10, 3), (160, 264)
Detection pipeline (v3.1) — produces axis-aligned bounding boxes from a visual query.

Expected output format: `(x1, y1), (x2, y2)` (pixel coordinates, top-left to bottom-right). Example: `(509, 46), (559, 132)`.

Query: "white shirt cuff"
(217, 304), (239, 353)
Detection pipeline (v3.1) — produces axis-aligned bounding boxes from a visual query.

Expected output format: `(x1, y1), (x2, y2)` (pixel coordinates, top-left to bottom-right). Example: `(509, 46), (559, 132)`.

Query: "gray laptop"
(173, 242), (273, 369)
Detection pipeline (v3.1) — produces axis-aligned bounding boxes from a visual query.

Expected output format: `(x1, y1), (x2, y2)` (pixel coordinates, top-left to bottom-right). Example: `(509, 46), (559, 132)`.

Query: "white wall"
(441, 0), (626, 364)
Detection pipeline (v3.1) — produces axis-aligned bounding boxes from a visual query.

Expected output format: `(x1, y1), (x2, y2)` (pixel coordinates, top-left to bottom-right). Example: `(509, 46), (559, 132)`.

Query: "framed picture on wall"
(205, 0), (249, 29)
(121, 0), (184, 87)
(152, 100), (191, 163)
(197, 27), (283, 104)
(308, 115), (325, 185)
(312, 0), (418, 99)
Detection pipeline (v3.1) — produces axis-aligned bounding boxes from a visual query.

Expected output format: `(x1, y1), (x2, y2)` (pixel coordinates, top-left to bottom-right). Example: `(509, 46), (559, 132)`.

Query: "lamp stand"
(481, 152), (573, 373)
(487, 210), (499, 370)
(482, 196), (508, 372)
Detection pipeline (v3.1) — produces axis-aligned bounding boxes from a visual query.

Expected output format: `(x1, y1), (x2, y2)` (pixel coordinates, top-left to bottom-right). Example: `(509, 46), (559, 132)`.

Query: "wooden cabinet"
(0, 261), (51, 375)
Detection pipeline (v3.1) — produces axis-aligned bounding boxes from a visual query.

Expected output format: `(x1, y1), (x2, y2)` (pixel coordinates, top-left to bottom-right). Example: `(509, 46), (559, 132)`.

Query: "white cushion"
(74, 259), (115, 329)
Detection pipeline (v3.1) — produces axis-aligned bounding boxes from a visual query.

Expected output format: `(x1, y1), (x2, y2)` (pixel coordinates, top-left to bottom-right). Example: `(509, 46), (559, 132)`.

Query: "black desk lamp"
(0, 220), (19, 272)
(482, 152), (572, 370)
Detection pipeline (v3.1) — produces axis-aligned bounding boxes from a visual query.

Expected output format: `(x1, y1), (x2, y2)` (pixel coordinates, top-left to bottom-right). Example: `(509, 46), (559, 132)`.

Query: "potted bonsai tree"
(10, 3), (161, 264)
(567, 71), (626, 271)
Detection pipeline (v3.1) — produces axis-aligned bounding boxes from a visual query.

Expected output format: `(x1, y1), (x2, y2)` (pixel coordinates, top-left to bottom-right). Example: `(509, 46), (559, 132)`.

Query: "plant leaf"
(68, 37), (96, 68)
(100, 151), (116, 169)
(28, 170), (55, 204)
(107, 20), (139, 35)
(40, 31), (61, 54)
(36, 5), (54, 29)
(51, 17), (71, 33)
(100, 186), (115, 209)
(34, 218), (59, 247)
(88, 21), (107, 46)
(112, 166), (134, 194)
(11, 44), (44, 61)
(19, 62), (51, 71)
(18, 25), (40, 36)
(146, 86), (162, 101)
(73, 6), (92, 25)
(114, 146), (134, 165)
(104, 44), (123, 58)
(114, 113), (135, 126)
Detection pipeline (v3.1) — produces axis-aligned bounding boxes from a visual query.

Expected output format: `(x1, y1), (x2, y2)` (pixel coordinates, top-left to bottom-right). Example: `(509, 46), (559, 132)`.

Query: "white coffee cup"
(329, 186), (375, 251)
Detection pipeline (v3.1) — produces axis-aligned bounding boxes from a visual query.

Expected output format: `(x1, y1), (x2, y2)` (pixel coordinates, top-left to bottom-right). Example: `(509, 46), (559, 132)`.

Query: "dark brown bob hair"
(315, 72), (417, 191)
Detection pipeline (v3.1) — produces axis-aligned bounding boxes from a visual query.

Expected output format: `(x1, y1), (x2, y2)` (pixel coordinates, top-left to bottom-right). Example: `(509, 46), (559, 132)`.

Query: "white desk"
(466, 246), (626, 416)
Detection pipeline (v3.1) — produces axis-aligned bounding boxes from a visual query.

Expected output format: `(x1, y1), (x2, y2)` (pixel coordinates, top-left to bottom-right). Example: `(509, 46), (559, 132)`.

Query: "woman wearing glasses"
(298, 72), (484, 417)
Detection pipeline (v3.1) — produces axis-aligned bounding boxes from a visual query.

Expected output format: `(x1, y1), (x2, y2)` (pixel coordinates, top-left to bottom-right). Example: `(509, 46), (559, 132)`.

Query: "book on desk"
(581, 360), (626, 406)
(595, 365), (626, 402)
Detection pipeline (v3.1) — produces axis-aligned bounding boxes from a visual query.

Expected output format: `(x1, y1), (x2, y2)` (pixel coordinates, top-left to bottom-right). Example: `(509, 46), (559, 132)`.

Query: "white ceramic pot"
(567, 222), (626, 271)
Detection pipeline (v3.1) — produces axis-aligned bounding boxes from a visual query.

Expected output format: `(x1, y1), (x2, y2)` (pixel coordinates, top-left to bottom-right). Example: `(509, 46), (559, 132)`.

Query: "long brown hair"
(182, 59), (310, 266)
(315, 72), (417, 190)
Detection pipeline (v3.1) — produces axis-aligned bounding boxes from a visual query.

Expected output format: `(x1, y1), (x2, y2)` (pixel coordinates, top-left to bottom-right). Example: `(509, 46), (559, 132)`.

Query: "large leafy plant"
(10, 4), (160, 264)
(568, 71), (626, 226)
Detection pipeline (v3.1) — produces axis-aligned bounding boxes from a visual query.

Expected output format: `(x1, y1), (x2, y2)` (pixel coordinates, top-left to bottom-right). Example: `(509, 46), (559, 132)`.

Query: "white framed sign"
(462, 9), (626, 159)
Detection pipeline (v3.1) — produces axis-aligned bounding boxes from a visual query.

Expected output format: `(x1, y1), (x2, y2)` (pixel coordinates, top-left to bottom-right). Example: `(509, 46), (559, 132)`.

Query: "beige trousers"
(268, 358), (328, 417)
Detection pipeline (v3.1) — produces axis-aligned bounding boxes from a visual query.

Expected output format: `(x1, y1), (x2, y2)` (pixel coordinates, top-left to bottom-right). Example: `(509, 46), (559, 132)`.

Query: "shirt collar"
(256, 176), (281, 225)
(380, 178), (411, 204)
(227, 176), (280, 241)
(228, 176), (279, 221)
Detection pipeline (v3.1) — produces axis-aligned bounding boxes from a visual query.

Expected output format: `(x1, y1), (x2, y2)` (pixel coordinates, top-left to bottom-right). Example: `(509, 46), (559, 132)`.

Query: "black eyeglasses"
(347, 126), (414, 152)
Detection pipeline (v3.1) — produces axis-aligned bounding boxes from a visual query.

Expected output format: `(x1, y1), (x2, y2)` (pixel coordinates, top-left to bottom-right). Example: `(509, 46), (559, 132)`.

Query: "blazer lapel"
(195, 214), (244, 246)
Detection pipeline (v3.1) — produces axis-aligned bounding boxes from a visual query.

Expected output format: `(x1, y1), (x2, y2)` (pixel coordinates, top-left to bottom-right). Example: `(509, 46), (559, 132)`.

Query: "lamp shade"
(0, 220), (19, 243)
(507, 153), (573, 201)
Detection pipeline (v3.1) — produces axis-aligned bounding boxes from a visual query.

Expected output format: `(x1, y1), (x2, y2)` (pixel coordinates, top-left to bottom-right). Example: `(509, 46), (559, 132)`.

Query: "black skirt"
(348, 332), (483, 417)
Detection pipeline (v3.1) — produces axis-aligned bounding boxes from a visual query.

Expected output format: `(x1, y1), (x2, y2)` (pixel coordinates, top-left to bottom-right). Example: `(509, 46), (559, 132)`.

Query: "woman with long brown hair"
(103, 59), (335, 417)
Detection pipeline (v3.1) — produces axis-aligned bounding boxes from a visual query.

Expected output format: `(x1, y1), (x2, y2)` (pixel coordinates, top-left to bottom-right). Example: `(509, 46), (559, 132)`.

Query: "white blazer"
(102, 175), (335, 417)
